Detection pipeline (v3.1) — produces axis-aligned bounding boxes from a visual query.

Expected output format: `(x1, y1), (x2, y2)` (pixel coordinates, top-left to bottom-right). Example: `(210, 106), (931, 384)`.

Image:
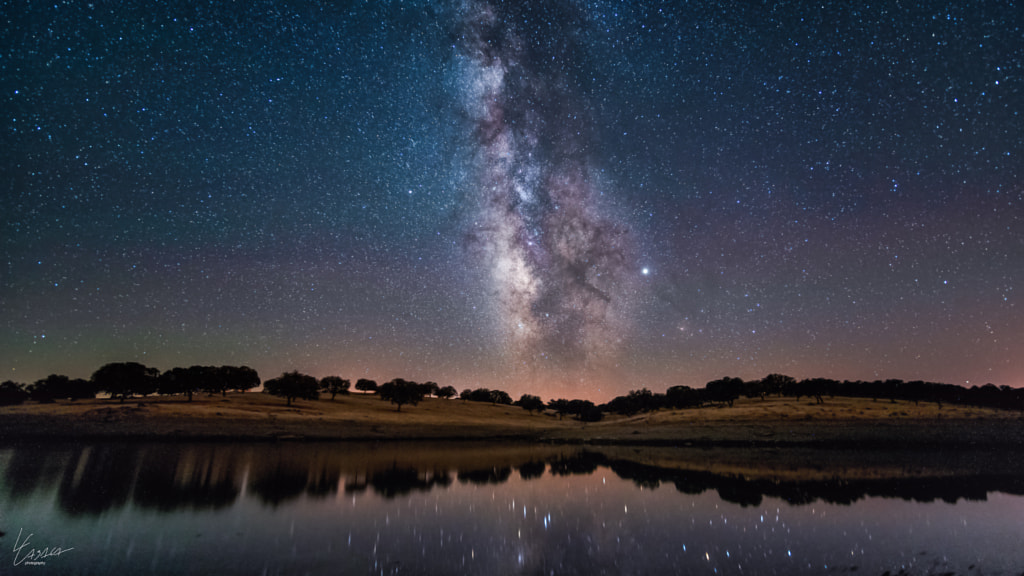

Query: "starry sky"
(2, 1), (1021, 400)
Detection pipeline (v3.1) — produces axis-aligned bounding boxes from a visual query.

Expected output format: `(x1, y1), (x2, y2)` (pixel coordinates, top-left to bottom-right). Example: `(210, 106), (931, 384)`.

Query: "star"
(0, 0), (1019, 400)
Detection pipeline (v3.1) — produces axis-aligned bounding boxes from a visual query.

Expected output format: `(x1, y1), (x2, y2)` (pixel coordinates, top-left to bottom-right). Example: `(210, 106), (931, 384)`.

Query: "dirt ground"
(3, 392), (1023, 449)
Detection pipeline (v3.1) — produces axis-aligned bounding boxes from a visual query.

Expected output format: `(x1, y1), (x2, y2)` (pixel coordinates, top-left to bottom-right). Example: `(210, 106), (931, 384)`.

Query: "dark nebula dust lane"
(454, 1), (639, 379)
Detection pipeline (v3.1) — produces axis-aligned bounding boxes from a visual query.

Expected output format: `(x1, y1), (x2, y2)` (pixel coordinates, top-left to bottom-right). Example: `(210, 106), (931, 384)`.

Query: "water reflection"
(5, 442), (1023, 515)
(599, 455), (1024, 508)
(4, 444), (246, 515)
(1, 442), (1023, 574)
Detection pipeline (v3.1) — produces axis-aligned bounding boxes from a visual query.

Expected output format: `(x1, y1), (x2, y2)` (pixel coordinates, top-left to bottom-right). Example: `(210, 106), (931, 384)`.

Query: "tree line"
(601, 374), (1024, 415)
(0, 361), (604, 419)
(0, 362), (261, 405)
(2, 362), (1021, 417)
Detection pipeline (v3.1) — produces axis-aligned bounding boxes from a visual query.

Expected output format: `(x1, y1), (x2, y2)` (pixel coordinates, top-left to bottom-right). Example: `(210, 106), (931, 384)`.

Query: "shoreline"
(2, 392), (1023, 449)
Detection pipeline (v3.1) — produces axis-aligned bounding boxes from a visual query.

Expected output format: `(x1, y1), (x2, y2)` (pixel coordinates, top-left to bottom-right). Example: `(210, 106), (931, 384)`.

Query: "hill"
(3, 392), (1023, 448)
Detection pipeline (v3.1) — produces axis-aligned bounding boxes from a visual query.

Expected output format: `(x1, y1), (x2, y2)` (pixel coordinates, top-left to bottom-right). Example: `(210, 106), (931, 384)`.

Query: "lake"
(1, 441), (1023, 575)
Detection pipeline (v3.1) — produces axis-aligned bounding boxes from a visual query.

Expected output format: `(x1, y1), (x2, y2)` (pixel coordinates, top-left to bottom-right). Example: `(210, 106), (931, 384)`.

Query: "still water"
(1, 441), (1022, 575)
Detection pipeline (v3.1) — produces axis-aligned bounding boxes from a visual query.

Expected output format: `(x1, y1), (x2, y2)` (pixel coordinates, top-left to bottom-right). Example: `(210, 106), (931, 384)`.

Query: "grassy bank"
(3, 392), (1024, 448)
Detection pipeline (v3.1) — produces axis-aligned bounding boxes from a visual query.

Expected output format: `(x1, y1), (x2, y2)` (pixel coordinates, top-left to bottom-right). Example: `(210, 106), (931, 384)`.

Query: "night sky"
(2, 1), (1021, 400)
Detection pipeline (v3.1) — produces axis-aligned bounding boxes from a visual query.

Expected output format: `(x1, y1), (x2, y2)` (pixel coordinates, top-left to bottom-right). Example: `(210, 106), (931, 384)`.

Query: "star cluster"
(2, 1), (1021, 399)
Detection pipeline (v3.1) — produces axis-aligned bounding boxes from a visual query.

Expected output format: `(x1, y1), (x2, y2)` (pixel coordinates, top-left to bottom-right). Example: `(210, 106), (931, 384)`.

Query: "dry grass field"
(3, 391), (1023, 448)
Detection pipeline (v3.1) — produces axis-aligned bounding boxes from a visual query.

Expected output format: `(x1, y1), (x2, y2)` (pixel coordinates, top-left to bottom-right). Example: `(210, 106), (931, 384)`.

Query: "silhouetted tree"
(263, 371), (319, 406)
(606, 388), (661, 415)
(884, 379), (904, 403)
(378, 378), (424, 412)
(418, 381), (440, 398)
(198, 366), (222, 397)
(576, 401), (604, 422)
(742, 378), (765, 400)
(705, 377), (743, 407)
(28, 374), (95, 402)
(186, 366), (222, 398)
(566, 399), (600, 420)
(666, 385), (703, 409)
(28, 375), (63, 402)
(436, 385), (457, 399)
(464, 388), (493, 403)
(0, 381), (29, 405)
(159, 366), (228, 401)
(975, 383), (1002, 408)
(605, 394), (634, 415)
(221, 365), (260, 394)
(547, 398), (571, 419)
(68, 377), (94, 400)
(320, 376), (350, 400)
(159, 367), (193, 400)
(760, 374), (795, 398)
(193, 365), (225, 396)
(788, 377), (829, 404)
(489, 389), (513, 405)
(515, 394), (545, 414)
(92, 362), (159, 403)
(354, 378), (377, 394)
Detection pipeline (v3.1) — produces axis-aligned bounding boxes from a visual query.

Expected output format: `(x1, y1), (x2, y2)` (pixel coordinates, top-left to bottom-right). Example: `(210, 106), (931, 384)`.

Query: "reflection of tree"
(57, 445), (139, 516)
(8, 444), (245, 515)
(518, 460), (546, 480)
(458, 466), (512, 485)
(9, 443), (1024, 516)
(715, 479), (763, 507)
(549, 454), (600, 476)
(861, 478), (988, 504)
(250, 463), (308, 507)
(344, 476), (369, 494)
(371, 466), (425, 498)
(306, 465), (342, 498)
(673, 476), (708, 495)
(3, 448), (68, 499)
(132, 447), (240, 511)
(594, 455), (1024, 507)
(369, 466), (448, 499)
(431, 470), (453, 488)
(773, 484), (818, 506)
(606, 461), (662, 490)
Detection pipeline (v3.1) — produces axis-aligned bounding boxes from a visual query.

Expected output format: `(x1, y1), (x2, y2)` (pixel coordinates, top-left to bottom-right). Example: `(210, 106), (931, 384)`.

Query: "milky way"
(2, 1), (1020, 399)
(453, 1), (638, 385)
